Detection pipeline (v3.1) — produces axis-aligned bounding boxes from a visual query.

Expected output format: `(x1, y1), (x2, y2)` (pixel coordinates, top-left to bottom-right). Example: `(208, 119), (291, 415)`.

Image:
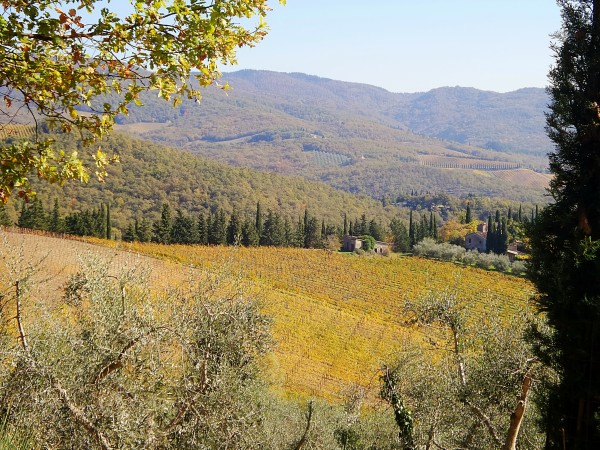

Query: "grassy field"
(1, 230), (536, 404)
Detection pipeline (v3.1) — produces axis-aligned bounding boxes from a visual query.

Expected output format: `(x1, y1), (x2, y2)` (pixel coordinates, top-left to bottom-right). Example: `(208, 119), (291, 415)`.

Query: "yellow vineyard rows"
(115, 241), (536, 403)
(1, 231), (536, 404)
(0, 124), (36, 140)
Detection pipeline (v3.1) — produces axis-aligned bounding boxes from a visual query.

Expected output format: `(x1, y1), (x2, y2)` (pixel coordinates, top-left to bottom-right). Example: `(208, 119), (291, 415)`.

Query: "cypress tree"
(197, 213), (208, 245)
(153, 203), (172, 244)
(242, 218), (259, 247)
(49, 198), (62, 233)
(343, 213), (348, 236)
(0, 203), (12, 227)
(123, 222), (137, 242)
(137, 218), (152, 243)
(465, 202), (472, 224)
(409, 210), (415, 248)
(105, 202), (111, 240)
(255, 201), (263, 238)
(227, 212), (242, 245)
(528, 1), (600, 446)
(485, 215), (494, 253)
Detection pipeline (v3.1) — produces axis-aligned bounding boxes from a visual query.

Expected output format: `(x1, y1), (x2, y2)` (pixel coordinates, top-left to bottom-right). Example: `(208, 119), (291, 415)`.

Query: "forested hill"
(12, 131), (401, 230)
(113, 70), (551, 204)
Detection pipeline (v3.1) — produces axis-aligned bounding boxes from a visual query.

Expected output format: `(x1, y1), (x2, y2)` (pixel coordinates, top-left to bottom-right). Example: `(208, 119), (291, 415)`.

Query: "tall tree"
(466, 202), (472, 224)
(105, 203), (111, 240)
(0, 203), (12, 227)
(0, 0), (283, 201)
(529, 1), (600, 447)
(153, 203), (172, 244)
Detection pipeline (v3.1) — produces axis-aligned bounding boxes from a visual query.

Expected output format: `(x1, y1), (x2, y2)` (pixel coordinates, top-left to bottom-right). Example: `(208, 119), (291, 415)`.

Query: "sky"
(229, 0), (562, 93)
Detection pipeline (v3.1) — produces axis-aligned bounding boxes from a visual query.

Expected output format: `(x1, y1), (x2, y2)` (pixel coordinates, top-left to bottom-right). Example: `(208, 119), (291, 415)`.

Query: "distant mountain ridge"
(113, 70), (551, 203)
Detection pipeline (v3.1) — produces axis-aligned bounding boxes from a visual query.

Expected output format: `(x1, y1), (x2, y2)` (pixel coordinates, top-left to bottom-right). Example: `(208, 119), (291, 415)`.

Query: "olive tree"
(382, 286), (547, 449)
(0, 244), (276, 448)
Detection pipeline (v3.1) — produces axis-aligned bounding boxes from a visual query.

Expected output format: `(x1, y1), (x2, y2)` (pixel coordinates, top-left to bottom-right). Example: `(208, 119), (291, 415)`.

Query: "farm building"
(465, 223), (487, 252)
(342, 235), (390, 254)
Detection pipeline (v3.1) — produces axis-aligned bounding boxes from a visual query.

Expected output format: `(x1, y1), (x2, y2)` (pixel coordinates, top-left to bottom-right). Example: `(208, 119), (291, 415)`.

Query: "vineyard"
(419, 154), (521, 170)
(0, 124), (36, 140)
(309, 149), (352, 167)
(490, 168), (551, 189)
(2, 230), (536, 404)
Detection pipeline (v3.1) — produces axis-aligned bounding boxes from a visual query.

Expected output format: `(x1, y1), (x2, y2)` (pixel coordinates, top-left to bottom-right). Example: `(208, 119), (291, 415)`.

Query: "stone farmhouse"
(342, 235), (390, 254)
(465, 223), (487, 252)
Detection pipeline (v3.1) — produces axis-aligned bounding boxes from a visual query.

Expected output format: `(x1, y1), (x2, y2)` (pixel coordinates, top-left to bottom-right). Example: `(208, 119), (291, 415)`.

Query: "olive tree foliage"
(0, 0), (284, 202)
(0, 241), (280, 449)
(382, 284), (548, 450)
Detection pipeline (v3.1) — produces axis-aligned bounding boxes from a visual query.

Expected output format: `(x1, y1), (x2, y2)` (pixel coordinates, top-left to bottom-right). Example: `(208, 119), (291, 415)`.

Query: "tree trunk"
(503, 373), (532, 450)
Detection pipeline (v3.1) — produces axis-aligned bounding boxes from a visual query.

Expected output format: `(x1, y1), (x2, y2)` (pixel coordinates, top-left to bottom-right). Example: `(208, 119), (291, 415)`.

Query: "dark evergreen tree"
(465, 202), (472, 223)
(105, 202), (111, 240)
(255, 201), (263, 238)
(485, 216), (495, 253)
(261, 210), (285, 247)
(303, 215), (320, 249)
(152, 202), (172, 244)
(360, 213), (368, 236)
(123, 222), (137, 242)
(390, 217), (410, 253)
(518, 204), (523, 222)
(343, 213), (348, 236)
(171, 209), (196, 244)
(408, 210), (415, 248)
(528, 1), (600, 446)
(241, 218), (260, 247)
(137, 218), (152, 243)
(498, 218), (508, 254)
(0, 203), (12, 227)
(226, 211), (242, 245)
(49, 198), (63, 233)
(368, 219), (384, 241)
(197, 213), (208, 245)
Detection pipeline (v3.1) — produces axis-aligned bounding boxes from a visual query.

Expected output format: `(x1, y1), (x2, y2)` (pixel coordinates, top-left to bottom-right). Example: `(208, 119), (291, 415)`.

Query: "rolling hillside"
(2, 230), (536, 403)
(19, 131), (402, 230)
(112, 70), (551, 203)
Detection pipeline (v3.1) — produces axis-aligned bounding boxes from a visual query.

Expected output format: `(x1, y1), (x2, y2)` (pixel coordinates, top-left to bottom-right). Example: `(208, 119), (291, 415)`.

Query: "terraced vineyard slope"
(2, 230), (536, 403)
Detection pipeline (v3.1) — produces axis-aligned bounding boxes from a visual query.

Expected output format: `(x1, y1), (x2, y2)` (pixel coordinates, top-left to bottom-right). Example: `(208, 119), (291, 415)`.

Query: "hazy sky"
(230, 0), (562, 93)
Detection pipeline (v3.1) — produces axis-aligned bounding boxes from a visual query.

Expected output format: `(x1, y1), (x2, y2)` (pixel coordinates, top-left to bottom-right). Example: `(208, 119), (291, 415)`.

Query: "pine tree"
(409, 210), (415, 248)
(485, 216), (494, 253)
(137, 218), (152, 243)
(226, 212), (242, 245)
(123, 222), (137, 242)
(0, 203), (12, 227)
(153, 203), (172, 244)
(48, 198), (63, 233)
(197, 213), (208, 245)
(255, 201), (263, 238)
(171, 209), (196, 244)
(105, 202), (111, 240)
(528, 1), (600, 446)
(241, 218), (259, 247)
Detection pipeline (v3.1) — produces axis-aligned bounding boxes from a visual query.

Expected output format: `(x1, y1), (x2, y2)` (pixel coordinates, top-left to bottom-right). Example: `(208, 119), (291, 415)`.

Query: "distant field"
(419, 154), (520, 170)
(0, 124), (36, 140)
(490, 168), (551, 190)
(1, 230), (536, 404)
